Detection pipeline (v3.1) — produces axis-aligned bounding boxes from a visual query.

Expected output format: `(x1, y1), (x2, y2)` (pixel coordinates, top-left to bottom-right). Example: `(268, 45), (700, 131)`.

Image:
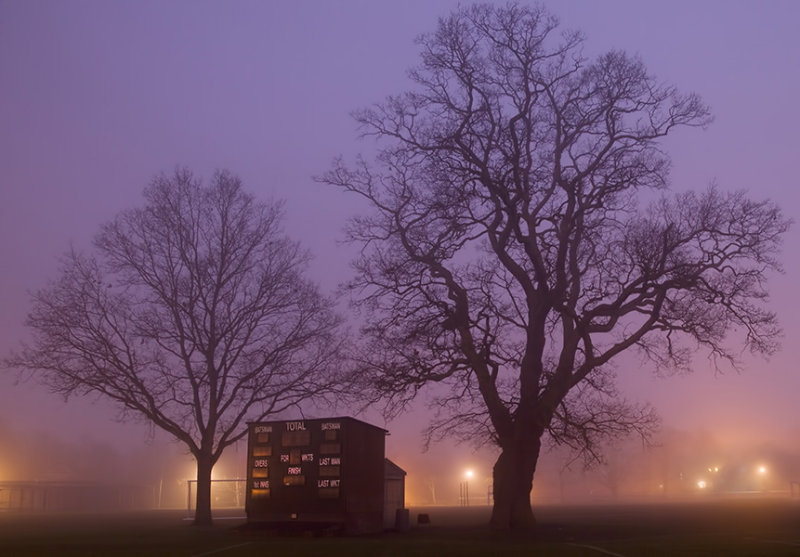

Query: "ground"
(1, 498), (799, 556)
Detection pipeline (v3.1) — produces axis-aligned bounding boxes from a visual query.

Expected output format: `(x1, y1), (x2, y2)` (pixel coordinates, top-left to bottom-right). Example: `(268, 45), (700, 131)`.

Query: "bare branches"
(321, 1), (789, 486)
(6, 168), (344, 464)
(547, 367), (661, 465)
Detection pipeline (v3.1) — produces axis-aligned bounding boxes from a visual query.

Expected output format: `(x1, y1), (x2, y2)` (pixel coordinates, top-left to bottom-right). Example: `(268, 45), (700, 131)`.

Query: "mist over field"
(3, 413), (798, 514)
(1, 0), (799, 530)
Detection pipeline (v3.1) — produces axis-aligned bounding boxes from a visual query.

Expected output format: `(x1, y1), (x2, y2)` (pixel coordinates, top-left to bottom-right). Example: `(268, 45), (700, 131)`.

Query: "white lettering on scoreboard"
(321, 422), (341, 430)
(287, 466), (302, 475)
(253, 459), (269, 468)
(319, 456), (342, 466)
(252, 480), (270, 489)
(302, 453), (314, 462)
(254, 425), (272, 433)
(285, 421), (306, 431)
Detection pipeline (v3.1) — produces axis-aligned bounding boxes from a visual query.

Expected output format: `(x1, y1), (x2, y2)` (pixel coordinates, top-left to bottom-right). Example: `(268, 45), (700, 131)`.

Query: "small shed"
(383, 458), (407, 530)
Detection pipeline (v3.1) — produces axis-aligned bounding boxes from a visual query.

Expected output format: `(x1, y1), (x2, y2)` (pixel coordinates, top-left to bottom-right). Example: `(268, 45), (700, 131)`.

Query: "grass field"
(1, 499), (799, 556)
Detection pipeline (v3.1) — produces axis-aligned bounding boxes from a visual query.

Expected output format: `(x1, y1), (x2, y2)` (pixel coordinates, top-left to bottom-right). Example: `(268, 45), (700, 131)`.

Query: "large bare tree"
(6, 169), (343, 525)
(321, 4), (789, 530)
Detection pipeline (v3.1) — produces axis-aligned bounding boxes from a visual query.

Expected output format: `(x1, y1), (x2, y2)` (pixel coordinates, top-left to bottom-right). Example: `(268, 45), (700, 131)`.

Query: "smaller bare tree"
(5, 168), (344, 525)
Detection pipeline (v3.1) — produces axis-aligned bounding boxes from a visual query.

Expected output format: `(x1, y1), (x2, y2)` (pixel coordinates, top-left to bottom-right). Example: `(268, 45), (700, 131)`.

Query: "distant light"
(465, 469), (474, 479)
(758, 466), (767, 475)
(697, 480), (707, 489)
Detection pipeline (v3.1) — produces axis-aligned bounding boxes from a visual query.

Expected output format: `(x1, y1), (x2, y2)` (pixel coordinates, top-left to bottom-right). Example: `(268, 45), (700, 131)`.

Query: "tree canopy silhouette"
(7, 169), (343, 525)
(321, 3), (790, 530)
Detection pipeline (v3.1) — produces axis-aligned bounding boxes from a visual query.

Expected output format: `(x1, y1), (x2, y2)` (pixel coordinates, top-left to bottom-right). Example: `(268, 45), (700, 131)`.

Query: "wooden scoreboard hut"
(245, 417), (389, 533)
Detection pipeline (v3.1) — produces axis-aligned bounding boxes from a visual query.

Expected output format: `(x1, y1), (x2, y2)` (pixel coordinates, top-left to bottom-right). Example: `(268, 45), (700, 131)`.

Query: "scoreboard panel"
(245, 417), (386, 533)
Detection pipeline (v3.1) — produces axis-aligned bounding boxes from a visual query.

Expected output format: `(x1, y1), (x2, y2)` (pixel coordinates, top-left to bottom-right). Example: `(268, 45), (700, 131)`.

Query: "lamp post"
(757, 465), (768, 492)
(460, 469), (474, 506)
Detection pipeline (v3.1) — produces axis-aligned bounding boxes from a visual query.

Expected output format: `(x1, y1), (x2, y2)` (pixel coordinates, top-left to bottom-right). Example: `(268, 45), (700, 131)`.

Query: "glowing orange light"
(697, 480), (707, 489)
(465, 469), (474, 479)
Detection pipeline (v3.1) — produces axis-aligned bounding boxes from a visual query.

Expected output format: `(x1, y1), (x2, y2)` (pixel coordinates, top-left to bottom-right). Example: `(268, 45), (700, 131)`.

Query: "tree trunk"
(489, 436), (542, 531)
(193, 452), (214, 526)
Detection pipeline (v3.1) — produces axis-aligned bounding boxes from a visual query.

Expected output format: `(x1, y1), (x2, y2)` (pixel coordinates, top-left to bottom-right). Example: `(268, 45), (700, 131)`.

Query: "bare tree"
(321, 4), (790, 530)
(6, 169), (343, 525)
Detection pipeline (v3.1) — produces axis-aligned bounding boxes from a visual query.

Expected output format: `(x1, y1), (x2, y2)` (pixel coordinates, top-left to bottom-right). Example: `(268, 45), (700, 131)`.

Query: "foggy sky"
(1, 0), (799, 480)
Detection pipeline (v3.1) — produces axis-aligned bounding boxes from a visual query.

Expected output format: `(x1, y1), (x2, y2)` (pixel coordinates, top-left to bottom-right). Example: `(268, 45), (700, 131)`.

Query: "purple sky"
(2, 0), (799, 472)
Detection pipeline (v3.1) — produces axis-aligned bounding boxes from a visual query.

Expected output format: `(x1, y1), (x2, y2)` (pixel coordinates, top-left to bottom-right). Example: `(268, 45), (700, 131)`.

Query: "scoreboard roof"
(247, 416), (388, 434)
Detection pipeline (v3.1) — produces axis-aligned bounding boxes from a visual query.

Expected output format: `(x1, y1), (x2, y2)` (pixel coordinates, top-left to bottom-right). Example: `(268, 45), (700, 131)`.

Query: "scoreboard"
(245, 417), (387, 533)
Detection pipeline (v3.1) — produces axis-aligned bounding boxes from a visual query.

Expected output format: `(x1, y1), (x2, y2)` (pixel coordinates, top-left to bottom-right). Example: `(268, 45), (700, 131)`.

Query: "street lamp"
(461, 469), (474, 506)
(754, 464), (769, 493)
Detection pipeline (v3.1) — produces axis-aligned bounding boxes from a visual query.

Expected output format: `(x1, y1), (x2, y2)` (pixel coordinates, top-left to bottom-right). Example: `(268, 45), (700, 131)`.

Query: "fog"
(394, 428), (800, 508)
(0, 417), (195, 510)
(2, 411), (798, 513)
(2, 0), (799, 516)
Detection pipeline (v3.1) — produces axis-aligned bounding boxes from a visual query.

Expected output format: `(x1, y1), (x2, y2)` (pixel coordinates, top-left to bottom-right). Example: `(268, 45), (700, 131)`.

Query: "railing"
(185, 479), (247, 516)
